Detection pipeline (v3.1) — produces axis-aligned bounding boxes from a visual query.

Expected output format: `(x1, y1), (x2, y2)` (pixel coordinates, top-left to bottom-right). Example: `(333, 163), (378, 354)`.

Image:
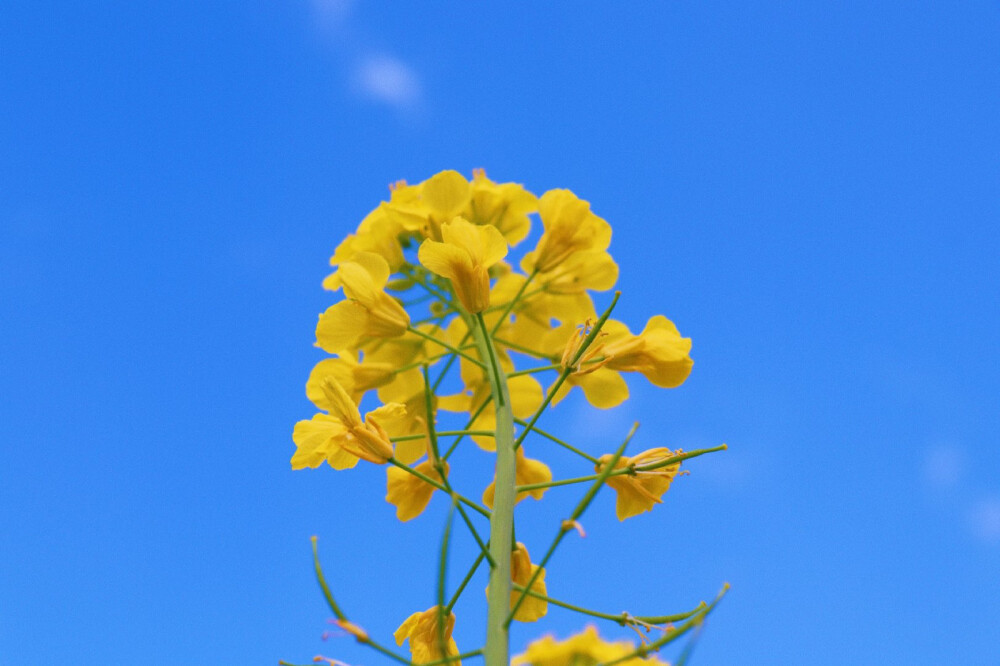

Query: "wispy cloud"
(306, 0), (425, 114)
(922, 444), (965, 490)
(354, 55), (423, 110)
(968, 497), (1000, 545)
(310, 0), (354, 32)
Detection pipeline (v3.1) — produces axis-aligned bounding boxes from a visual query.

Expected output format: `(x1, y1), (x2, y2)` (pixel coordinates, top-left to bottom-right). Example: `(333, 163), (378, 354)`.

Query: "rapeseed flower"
(521, 189), (612, 274)
(482, 447), (552, 509)
(394, 606), (460, 665)
(418, 216), (508, 313)
(323, 205), (406, 287)
(596, 448), (683, 520)
(468, 168), (537, 246)
(383, 170), (471, 241)
(291, 377), (404, 469)
(512, 625), (669, 666)
(438, 350), (543, 451)
(510, 542), (548, 622)
(386, 460), (448, 521)
(602, 316), (693, 389)
(316, 252), (409, 353)
(306, 355), (395, 406)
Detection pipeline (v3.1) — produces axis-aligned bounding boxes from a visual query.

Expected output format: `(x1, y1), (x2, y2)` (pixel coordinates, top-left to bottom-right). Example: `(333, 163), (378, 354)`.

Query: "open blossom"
(602, 316), (693, 388)
(386, 460), (448, 522)
(383, 170), (471, 241)
(323, 204), (406, 286)
(394, 606), (460, 665)
(483, 542), (548, 623)
(315, 252), (410, 353)
(543, 315), (693, 409)
(510, 542), (548, 623)
(468, 168), (537, 245)
(521, 189), (612, 274)
(291, 377), (404, 469)
(418, 216), (508, 313)
(513, 625), (669, 666)
(306, 355), (396, 406)
(596, 448), (683, 520)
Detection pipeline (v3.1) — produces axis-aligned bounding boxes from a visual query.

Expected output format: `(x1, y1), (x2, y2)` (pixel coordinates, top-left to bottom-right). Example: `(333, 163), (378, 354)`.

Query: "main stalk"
(471, 312), (516, 666)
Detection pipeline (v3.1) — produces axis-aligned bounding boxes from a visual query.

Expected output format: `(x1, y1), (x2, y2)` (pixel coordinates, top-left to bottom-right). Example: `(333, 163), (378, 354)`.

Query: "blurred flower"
(394, 606), (460, 664)
(512, 625), (668, 666)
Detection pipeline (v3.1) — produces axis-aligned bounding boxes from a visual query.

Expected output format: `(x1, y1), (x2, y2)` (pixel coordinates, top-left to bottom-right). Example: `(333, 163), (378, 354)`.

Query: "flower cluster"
(288, 170), (727, 666)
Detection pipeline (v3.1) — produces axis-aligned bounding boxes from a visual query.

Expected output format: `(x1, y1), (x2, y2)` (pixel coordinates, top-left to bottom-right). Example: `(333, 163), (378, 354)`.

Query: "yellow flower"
(383, 170), (472, 241)
(513, 625), (669, 666)
(510, 542), (548, 622)
(418, 216), (508, 313)
(491, 272), (598, 346)
(375, 366), (433, 464)
(544, 322), (629, 410)
(521, 189), (612, 274)
(535, 249), (618, 295)
(437, 348), (543, 451)
(467, 168), (538, 246)
(306, 355), (396, 406)
(482, 447), (552, 509)
(316, 252), (410, 353)
(602, 316), (693, 389)
(323, 205), (405, 288)
(394, 606), (460, 665)
(386, 460), (448, 522)
(291, 377), (405, 469)
(596, 448), (683, 520)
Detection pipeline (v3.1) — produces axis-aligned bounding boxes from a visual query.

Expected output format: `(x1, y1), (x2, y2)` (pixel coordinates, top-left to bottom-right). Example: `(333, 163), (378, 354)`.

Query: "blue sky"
(2, 1), (999, 664)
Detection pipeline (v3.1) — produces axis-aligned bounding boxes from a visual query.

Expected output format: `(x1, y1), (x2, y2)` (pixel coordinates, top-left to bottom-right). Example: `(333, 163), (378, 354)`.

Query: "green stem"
(424, 649), (484, 666)
(407, 326), (486, 369)
(445, 549), (488, 613)
(405, 267), (458, 306)
(513, 292), (620, 451)
(455, 503), (494, 566)
(394, 346), (476, 376)
(309, 537), (413, 665)
(507, 422), (637, 625)
(443, 397), (492, 460)
(492, 336), (556, 360)
(506, 363), (562, 377)
(421, 365), (493, 563)
(391, 430), (496, 442)
(471, 312), (516, 666)
(597, 583), (730, 666)
(432, 328), (473, 393)
(387, 458), (492, 519)
(510, 584), (705, 626)
(673, 624), (705, 666)
(515, 445), (728, 492)
(437, 499), (456, 659)
(507, 357), (608, 378)
(310, 536), (346, 621)
(512, 418), (599, 464)
(489, 268), (538, 335)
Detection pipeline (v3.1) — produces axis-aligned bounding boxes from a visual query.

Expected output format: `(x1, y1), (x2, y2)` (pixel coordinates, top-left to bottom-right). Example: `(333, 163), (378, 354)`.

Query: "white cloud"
(310, 0), (354, 31)
(354, 55), (423, 110)
(923, 444), (965, 490)
(969, 498), (1000, 545)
